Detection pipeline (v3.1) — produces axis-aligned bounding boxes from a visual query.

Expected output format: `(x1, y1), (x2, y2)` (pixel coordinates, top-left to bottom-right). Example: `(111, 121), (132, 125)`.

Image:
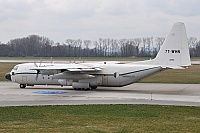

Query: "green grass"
(191, 57), (200, 61)
(0, 59), (200, 132)
(0, 62), (19, 81)
(0, 105), (200, 132)
(140, 65), (200, 84)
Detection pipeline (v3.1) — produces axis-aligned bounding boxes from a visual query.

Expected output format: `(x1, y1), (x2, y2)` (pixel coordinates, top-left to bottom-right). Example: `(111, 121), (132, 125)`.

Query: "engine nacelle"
(53, 72), (95, 80)
(40, 70), (54, 75)
(58, 79), (73, 86)
(72, 82), (90, 89)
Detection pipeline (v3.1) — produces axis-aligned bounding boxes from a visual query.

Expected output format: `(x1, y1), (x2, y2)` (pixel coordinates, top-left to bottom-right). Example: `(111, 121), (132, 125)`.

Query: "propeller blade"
(34, 62), (38, 67)
(36, 70), (40, 81)
(39, 58), (42, 67)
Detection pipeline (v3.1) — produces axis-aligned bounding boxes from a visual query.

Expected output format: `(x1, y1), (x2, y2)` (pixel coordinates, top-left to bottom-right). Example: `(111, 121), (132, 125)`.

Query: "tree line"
(0, 35), (200, 57)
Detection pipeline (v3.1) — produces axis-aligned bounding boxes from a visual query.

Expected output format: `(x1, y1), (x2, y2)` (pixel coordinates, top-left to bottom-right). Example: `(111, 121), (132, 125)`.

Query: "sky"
(0, 0), (200, 43)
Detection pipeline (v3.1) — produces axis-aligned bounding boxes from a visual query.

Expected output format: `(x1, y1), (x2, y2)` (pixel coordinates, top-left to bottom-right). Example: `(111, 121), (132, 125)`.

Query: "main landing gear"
(73, 86), (97, 91)
(90, 86), (97, 90)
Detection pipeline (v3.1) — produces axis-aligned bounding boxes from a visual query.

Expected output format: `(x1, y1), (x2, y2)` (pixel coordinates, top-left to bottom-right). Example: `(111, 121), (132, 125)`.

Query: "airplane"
(5, 22), (191, 90)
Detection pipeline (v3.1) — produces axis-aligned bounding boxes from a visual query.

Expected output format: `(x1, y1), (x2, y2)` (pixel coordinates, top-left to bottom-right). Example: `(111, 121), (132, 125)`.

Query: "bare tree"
(155, 37), (165, 52)
(188, 37), (197, 57)
(83, 40), (92, 57)
(2, 35), (200, 57)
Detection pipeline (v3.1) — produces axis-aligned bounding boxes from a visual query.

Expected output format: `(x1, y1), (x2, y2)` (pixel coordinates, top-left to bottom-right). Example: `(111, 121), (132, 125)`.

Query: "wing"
(30, 63), (102, 80)
(30, 63), (102, 72)
(30, 61), (120, 72)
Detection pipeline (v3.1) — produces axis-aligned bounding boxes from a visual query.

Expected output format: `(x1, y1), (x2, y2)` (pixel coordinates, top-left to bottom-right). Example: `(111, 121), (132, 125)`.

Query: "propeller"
(36, 70), (40, 81)
(34, 59), (42, 81)
(34, 62), (38, 67)
(39, 58), (42, 67)
(34, 58), (42, 67)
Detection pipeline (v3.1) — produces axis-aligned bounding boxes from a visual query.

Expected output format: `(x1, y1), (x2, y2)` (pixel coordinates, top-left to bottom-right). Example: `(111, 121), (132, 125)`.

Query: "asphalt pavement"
(0, 82), (200, 107)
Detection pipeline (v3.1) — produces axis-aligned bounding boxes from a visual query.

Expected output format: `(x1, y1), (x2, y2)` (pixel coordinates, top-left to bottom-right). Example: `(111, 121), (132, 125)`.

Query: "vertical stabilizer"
(152, 22), (191, 68)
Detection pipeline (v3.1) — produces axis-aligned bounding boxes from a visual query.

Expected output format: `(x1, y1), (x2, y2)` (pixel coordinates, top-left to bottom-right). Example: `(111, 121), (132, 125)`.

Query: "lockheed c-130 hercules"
(5, 22), (191, 90)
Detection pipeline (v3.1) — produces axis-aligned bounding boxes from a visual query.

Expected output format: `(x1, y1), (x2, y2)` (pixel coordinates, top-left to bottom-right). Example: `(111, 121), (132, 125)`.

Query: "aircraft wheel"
(90, 86), (97, 90)
(84, 88), (90, 91)
(20, 84), (26, 88)
(74, 88), (91, 91)
(74, 88), (81, 90)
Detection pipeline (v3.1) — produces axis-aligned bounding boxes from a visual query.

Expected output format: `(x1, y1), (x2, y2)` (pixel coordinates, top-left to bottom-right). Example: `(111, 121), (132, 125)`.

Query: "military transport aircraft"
(5, 22), (191, 90)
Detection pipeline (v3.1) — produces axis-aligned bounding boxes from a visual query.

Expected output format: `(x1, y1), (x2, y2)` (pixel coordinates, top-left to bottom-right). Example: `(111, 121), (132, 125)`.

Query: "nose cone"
(5, 73), (11, 81)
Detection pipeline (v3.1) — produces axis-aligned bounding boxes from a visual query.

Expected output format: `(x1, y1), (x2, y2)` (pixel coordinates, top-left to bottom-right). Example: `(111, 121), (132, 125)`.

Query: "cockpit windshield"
(13, 66), (19, 70)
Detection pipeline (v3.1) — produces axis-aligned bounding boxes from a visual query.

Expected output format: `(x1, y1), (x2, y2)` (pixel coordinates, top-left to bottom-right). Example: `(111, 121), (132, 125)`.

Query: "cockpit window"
(13, 66), (19, 70)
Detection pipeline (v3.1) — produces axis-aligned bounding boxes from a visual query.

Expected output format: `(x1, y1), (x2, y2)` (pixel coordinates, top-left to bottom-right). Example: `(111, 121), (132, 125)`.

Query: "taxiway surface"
(0, 82), (200, 107)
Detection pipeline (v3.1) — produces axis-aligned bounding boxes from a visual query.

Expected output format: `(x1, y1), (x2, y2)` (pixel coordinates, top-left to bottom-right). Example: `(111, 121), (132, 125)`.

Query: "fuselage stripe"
(120, 66), (161, 76)
(14, 72), (37, 75)
(93, 66), (161, 76)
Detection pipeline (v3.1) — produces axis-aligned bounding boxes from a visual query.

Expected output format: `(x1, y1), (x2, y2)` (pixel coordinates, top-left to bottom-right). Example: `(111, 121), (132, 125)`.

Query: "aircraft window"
(13, 66), (19, 70)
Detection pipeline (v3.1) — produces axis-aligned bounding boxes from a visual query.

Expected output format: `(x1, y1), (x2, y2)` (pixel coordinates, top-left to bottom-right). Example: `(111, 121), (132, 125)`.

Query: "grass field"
(0, 62), (19, 81)
(141, 65), (200, 84)
(1, 105), (200, 132)
(0, 58), (200, 132)
(1, 62), (199, 83)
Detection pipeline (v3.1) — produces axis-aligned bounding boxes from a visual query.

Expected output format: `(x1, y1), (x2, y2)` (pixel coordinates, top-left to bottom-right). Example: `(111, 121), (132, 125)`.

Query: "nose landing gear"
(20, 84), (26, 88)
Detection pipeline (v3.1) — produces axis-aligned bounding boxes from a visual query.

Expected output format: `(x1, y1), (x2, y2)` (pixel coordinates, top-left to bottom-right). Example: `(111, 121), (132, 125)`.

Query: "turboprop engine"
(57, 79), (90, 89)
(52, 72), (95, 80)
(40, 70), (55, 75)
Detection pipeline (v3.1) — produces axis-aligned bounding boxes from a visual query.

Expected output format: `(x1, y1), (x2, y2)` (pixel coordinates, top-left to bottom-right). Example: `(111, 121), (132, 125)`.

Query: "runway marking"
(33, 91), (68, 95)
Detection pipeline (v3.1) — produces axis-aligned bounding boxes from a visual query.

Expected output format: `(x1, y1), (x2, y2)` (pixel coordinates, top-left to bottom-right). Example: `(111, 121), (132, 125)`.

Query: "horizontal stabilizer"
(164, 66), (185, 69)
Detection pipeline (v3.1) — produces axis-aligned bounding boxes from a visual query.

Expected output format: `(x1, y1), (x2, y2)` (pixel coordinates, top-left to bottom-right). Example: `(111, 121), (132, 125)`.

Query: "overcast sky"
(0, 0), (200, 43)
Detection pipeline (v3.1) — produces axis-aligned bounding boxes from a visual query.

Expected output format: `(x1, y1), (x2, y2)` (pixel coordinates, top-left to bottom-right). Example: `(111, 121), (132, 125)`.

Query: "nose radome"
(5, 73), (11, 81)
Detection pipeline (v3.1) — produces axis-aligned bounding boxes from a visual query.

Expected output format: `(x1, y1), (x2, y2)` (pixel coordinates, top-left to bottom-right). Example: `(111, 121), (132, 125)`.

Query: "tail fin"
(152, 22), (191, 68)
